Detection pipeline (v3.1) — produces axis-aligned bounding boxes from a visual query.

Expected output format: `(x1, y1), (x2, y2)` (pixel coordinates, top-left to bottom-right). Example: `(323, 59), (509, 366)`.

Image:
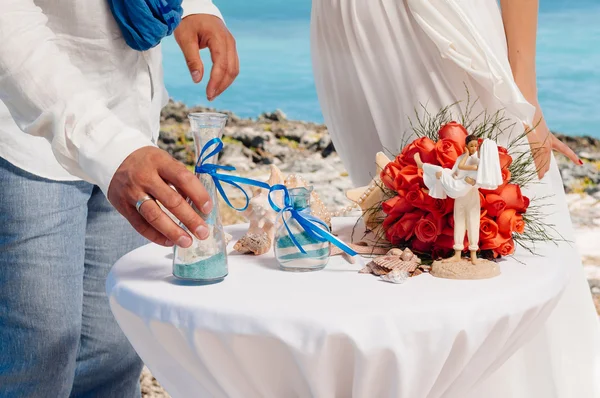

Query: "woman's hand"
(175, 14), (239, 101)
(526, 100), (581, 179)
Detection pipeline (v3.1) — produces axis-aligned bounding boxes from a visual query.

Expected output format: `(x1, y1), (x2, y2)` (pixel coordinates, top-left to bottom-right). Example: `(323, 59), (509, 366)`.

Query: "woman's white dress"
(311, 0), (600, 397)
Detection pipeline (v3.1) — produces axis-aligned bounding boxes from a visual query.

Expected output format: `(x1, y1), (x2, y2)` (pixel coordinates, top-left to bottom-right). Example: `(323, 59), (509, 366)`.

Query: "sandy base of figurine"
(430, 257), (500, 280)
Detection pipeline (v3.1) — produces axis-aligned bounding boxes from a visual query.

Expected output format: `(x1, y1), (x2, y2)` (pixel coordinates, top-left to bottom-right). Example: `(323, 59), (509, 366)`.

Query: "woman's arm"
(499, 0), (581, 175)
(457, 154), (477, 171)
(500, 0), (538, 102)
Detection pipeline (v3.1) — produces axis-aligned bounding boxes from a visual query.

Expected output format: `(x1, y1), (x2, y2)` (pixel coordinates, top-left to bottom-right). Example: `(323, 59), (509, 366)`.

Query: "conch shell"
(233, 165), (283, 255)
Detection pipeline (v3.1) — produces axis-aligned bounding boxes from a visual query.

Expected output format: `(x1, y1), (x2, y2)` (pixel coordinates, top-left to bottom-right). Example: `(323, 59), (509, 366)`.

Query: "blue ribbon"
(195, 138), (271, 211)
(268, 184), (357, 256)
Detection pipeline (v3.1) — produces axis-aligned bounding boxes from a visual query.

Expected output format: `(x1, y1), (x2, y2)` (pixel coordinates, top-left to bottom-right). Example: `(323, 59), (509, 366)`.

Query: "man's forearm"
(500, 0), (539, 102)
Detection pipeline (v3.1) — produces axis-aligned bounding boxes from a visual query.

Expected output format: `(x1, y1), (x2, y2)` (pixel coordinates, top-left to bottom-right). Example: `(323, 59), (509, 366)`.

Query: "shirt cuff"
(181, 0), (224, 21)
(77, 114), (156, 197)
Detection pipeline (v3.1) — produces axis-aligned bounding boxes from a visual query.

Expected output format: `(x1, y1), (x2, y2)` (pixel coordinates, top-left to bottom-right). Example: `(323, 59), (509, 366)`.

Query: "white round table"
(107, 217), (569, 398)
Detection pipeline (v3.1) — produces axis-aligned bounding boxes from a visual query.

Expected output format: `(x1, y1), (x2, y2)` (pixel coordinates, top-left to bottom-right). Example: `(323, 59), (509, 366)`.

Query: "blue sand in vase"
(275, 231), (330, 270)
(173, 112), (229, 282)
(173, 252), (228, 281)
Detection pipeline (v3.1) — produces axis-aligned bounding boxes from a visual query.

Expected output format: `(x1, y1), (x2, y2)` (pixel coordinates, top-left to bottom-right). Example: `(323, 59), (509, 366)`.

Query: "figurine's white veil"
(476, 139), (503, 190)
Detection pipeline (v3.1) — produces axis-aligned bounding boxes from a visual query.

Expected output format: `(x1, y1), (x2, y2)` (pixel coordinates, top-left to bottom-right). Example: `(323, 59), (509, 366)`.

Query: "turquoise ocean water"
(161, 0), (600, 137)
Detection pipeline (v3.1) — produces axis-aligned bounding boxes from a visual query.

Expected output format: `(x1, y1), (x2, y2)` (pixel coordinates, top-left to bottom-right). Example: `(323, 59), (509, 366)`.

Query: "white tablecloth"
(107, 218), (570, 398)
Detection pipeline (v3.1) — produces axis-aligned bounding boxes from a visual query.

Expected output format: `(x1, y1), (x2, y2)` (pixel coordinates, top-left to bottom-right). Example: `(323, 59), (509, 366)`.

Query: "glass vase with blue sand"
(173, 113), (228, 282)
(274, 186), (331, 271)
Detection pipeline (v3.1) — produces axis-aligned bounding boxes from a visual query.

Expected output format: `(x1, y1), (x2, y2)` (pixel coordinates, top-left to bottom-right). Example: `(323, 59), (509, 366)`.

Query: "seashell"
(387, 248), (404, 256)
(370, 256), (401, 272)
(234, 165), (283, 255)
(361, 251), (422, 277)
(375, 256), (419, 273)
(400, 248), (415, 262)
(380, 269), (409, 284)
(412, 269), (423, 277)
(233, 231), (271, 255)
(359, 245), (422, 278)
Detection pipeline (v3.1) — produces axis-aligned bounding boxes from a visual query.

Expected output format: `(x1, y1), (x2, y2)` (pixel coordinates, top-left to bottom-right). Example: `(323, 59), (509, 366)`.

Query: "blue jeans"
(0, 157), (146, 397)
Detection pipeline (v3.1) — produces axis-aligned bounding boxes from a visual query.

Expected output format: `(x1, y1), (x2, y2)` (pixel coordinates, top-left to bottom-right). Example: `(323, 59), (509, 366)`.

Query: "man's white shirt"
(0, 0), (222, 195)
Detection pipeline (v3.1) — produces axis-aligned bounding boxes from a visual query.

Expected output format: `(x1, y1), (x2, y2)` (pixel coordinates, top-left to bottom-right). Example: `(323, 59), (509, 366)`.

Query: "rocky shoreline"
(159, 100), (600, 199)
(141, 100), (600, 398)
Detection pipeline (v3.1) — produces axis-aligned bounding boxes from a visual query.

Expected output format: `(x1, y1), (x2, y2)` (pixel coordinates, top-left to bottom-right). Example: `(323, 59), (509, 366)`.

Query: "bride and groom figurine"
(415, 135), (503, 265)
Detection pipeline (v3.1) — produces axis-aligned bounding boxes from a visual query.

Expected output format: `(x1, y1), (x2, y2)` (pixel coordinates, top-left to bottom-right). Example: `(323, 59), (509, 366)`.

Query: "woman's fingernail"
(191, 70), (201, 83)
(195, 225), (209, 240)
(578, 159), (584, 165)
(177, 235), (192, 247)
(207, 89), (217, 100)
(165, 240), (174, 247)
(201, 201), (213, 214)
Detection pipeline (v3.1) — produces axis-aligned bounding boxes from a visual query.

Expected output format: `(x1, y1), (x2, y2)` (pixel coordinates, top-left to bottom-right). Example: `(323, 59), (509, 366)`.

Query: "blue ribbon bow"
(195, 138), (271, 211)
(268, 184), (357, 256)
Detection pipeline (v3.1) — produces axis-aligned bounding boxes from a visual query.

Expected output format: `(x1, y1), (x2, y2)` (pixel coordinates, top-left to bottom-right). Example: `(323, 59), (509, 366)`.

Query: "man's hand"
(175, 14), (239, 101)
(108, 147), (212, 248)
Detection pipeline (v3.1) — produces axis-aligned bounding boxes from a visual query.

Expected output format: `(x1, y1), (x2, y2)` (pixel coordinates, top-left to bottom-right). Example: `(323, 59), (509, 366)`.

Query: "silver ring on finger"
(135, 194), (155, 213)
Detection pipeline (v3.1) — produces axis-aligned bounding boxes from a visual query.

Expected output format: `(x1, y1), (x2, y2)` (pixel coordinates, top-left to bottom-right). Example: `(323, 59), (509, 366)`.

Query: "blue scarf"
(108, 0), (183, 51)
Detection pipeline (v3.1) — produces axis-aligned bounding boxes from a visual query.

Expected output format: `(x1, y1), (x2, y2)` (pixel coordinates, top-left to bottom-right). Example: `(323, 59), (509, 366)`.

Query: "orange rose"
(383, 213), (399, 232)
(397, 166), (424, 190)
(385, 210), (425, 244)
(514, 216), (525, 234)
(499, 152), (513, 170)
(435, 138), (464, 169)
(484, 194), (507, 217)
(502, 169), (511, 183)
(405, 185), (427, 209)
(494, 237), (515, 257)
(497, 208), (526, 235)
(498, 184), (528, 212)
(414, 217), (438, 243)
(480, 231), (512, 251)
(396, 137), (437, 166)
(423, 195), (454, 217)
(382, 196), (413, 218)
(479, 216), (499, 242)
(381, 162), (403, 191)
(438, 121), (468, 148)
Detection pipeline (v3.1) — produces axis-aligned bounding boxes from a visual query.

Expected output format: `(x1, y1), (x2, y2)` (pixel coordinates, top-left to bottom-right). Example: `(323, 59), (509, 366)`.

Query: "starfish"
(345, 152), (391, 231)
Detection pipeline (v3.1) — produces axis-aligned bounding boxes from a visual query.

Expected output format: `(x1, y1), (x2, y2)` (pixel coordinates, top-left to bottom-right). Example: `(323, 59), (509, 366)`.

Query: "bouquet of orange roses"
(365, 100), (556, 260)
(380, 121), (530, 259)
